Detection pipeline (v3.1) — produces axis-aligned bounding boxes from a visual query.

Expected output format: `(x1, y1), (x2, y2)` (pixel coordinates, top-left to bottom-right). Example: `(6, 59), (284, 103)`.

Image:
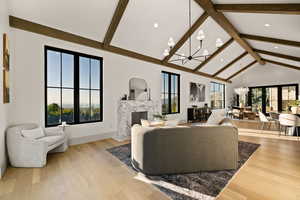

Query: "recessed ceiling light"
(274, 46), (279, 49)
(154, 23), (159, 28)
(264, 23), (271, 27)
(220, 58), (224, 62)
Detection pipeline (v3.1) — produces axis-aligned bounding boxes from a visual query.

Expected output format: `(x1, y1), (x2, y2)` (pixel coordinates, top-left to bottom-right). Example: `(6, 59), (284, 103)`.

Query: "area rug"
(107, 141), (260, 200)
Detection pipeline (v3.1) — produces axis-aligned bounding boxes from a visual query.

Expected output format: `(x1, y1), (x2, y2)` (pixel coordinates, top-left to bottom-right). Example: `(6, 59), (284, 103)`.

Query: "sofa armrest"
(45, 127), (64, 136)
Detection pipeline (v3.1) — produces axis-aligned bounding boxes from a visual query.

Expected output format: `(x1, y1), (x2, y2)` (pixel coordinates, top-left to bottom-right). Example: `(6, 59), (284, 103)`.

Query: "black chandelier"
(163, 0), (224, 65)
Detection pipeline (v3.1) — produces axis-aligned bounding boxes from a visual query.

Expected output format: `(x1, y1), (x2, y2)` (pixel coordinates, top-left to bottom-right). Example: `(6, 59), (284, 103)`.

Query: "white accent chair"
(6, 123), (68, 167)
(279, 114), (300, 140)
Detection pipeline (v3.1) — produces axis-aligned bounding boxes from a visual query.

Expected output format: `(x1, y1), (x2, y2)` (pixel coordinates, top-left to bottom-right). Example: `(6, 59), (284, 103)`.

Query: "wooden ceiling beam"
(162, 12), (209, 62)
(194, 0), (265, 65)
(103, 0), (129, 46)
(9, 16), (231, 83)
(215, 4), (300, 15)
(254, 49), (300, 62)
(263, 59), (300, 71)
(241, 34), (300, 48)
(193, 38), (233, 71)
(213, 51), (248, 77)
(226, 60), (257, 81)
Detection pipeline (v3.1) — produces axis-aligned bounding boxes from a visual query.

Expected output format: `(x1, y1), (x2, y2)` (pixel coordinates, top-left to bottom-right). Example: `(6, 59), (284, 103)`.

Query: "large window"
(249, 84), (298, 113)
(45, 46), (103, 127)
(210, 82), (225, 109)
(161, 71), (180, 115)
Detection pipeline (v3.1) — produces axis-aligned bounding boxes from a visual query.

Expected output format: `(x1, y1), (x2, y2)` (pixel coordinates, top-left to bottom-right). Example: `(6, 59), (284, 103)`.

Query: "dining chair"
(259, 112), (272, 133)
(269, 112), (280, 130)
(279, 114), (300, 140)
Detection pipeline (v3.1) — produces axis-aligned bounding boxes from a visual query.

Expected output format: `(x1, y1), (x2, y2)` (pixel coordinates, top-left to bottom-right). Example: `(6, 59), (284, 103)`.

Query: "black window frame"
(248, 83), (298, 113)
(45, 46), (103, 127)
(161, 71), (180, 115)
(210, 82), (226, 109)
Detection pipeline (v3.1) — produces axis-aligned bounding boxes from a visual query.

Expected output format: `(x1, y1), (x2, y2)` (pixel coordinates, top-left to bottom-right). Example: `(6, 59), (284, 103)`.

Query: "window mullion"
(74, 55), (80, 124)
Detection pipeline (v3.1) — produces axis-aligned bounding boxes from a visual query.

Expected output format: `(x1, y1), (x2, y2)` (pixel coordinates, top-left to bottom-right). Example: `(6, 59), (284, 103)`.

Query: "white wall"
(0, 0), (9, 178)
(227, 62), (300, 106)
(10, 29), (228, 141)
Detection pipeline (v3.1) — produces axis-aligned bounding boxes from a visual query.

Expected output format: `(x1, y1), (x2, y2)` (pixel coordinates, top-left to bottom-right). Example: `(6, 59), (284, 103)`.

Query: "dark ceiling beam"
(215, 4), (300, 15)
(162, 12), (209, 62)
(213, 51), (248, 77)
(9, 16), (231, 83)
(241, 34), (300, 48)
(226, 60), (257, 81)
(103, 0), (129, 46)
(193, 38), (233, 71)
(263, 59), (300, 71)
(194, 0), (265, 65)
(254, 49), (300, 62)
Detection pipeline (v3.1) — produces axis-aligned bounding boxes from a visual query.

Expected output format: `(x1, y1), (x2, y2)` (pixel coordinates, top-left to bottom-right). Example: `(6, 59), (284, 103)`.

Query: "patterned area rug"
(107, 141), (260, 200)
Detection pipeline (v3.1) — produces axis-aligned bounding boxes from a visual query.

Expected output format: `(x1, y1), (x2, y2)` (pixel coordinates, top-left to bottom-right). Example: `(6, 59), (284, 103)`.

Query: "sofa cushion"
(21, 127), (45, 139)
(38, 135), (64, 146)
(206, 109), (226, 125)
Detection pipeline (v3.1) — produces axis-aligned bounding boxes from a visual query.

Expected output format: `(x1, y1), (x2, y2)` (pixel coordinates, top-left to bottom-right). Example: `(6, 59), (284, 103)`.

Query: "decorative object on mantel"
(3, 33), (10, 103)
(153, 113), (167, 121)
(190, 82), (205, 102)
(234, 87), (249, 107)
(121, 94), (128, 100)
(129, 77), (148, 101)
(163, 0), (224, 65)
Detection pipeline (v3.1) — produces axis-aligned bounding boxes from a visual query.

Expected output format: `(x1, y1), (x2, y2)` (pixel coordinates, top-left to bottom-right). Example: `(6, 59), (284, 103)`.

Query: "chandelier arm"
(183, 59), (189, 65)
(193, 55), (206, 58)
(174, 53), (188, 58)
(188, 0), (192, 57)
(191, 48), (202, 57)
(192, 58), (204, 62)
(169, 58), (185, 62)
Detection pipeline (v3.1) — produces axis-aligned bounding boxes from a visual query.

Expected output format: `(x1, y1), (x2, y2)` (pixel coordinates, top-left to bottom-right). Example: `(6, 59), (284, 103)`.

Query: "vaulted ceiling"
(8, 0), (300, 83)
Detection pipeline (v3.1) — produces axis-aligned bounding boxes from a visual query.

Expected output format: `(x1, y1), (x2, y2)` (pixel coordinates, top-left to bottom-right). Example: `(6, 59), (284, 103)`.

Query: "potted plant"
(290, 100), (300, 114)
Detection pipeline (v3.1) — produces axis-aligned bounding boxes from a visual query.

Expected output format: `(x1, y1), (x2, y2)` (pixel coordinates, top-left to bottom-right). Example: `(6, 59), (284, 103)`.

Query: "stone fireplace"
(114, 100), (159, 141)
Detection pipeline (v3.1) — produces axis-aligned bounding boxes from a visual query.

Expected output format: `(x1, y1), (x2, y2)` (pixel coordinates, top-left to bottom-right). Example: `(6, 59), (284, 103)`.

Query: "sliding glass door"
(282, 86), (297, 112)
(249, 84), (298, 113)
(266, 87), (278, 112)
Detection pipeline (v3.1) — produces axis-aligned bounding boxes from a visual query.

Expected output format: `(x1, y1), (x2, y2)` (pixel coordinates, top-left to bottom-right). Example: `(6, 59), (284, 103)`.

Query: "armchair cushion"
(21, 127), (45, 139)
(38, 135), (65, 146)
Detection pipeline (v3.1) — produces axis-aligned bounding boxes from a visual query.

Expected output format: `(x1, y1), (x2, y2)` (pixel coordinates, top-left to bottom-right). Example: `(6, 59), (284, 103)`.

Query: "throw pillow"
(206, 109), (226, 125)
(141, 119), (151, 127)
(21, 127), (45, 139)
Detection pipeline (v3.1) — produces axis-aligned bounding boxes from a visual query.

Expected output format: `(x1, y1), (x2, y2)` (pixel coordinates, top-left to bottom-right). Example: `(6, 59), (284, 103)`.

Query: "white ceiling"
(9, 0), (119, 41)
(112, 0), (203, 59)
(217, 54), (255, 79)
(199, 41), (245, 74)
(8, 0), (300, 80)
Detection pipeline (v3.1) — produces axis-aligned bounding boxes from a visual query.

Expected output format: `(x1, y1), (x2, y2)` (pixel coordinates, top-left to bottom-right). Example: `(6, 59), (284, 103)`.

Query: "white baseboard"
(69, 131), (116, 146)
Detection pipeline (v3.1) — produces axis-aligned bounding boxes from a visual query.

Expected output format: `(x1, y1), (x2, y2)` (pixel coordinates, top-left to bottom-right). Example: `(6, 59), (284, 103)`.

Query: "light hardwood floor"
(1, 127), (300, 200)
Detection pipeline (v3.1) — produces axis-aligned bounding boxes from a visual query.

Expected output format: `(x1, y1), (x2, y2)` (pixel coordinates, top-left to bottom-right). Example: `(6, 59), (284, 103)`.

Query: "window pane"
(62, 53), (74, 88)
(91, 90), (101, 121)
(162, 93), (169, 114)
(80, 90), (90, 122)
(80, 57), (90, 89)
(47, 88), (61, 125)
(266, 87), (278, 112)
(282, 86), (296, 111)
(171, 94), (178, 113)
(164, 74), (169, 93)
(62, 89), (74, 123)
(47, 50), (61, 87)
(91, 59), (100, 89)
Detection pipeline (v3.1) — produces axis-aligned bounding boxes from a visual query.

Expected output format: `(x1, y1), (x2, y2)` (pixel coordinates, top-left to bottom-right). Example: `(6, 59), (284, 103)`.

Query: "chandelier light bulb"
(168, 37), (175, 47)
(180, 54), (185, 60)
(216, 38), (223, 48)
(197, 30), (205, 40)
(163, 49), (169, 56)
(203, 49), (209, 56)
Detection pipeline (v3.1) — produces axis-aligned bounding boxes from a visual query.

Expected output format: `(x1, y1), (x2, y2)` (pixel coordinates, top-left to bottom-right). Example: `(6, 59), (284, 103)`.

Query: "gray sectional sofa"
(131, 121), (238, 175)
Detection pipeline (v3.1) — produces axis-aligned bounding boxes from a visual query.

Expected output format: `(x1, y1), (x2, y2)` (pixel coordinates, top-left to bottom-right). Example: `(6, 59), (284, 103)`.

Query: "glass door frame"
(248, 84), (299, 113)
